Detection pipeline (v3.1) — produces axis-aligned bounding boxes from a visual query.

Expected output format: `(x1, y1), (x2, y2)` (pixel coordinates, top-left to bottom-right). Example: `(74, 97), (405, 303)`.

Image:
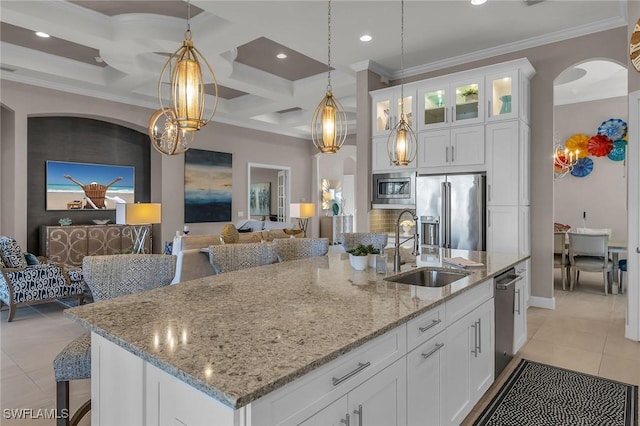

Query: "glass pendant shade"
(157, 31), (218, 133)
(148, 108), (195, 155)
(312, 91), (347, 153)
(387, 115), (417, 165)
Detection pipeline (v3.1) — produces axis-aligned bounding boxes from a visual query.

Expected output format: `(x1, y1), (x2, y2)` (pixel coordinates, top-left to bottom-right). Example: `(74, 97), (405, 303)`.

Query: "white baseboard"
(528, 295), (555, 310)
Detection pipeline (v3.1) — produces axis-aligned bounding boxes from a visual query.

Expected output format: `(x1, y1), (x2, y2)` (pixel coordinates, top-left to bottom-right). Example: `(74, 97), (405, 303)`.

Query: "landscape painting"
(184, 149), (232, 223)
(46, 160), (135, 210)
(250, 182), (271, 216)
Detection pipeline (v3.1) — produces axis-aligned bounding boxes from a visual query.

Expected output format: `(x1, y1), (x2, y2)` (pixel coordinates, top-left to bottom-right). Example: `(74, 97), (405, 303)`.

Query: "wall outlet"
(238, 211), (244, 217)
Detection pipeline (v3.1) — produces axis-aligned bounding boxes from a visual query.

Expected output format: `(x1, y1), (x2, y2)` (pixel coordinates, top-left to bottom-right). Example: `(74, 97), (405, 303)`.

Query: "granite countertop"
(65, 248), (527, 410)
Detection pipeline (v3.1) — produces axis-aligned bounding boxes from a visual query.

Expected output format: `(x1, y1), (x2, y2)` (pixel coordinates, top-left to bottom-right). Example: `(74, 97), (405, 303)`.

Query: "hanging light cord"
(186, 0), (192, 38)
(327, 0), (332, 92)
(399, 0), (405, 119)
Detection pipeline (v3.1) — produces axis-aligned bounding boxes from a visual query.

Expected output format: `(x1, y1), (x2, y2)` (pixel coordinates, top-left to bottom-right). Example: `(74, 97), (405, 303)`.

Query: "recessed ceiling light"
(35, 31), (50, 38)
(471, 0), (487, 5)
(360, 34), (373, 42)
(276, 53), (287, 59)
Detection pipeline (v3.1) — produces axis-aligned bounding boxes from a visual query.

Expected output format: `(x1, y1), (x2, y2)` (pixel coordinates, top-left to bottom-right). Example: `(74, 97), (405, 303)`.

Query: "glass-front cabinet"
(486, 70), (526, 122)
(417, 77), (484, 131)
(372, 88), (416, 138)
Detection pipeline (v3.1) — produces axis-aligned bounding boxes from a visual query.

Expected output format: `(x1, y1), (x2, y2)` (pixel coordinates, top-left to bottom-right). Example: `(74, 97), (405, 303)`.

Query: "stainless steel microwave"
(372, 172), (416, 207)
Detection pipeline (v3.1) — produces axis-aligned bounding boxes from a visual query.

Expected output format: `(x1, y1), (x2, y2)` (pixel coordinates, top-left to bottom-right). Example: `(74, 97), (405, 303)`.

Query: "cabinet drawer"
(446, 279), (493, 325)
(406, 303), (446, 352)
(251, 326), (406, 426)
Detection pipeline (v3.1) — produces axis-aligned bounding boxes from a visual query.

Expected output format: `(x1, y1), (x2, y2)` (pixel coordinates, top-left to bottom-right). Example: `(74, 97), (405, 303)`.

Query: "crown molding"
(350, 60), (392, 80)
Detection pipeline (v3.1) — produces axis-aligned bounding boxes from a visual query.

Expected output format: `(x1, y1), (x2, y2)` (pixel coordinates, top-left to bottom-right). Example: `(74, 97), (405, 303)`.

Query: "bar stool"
(619, 259), (627, 294)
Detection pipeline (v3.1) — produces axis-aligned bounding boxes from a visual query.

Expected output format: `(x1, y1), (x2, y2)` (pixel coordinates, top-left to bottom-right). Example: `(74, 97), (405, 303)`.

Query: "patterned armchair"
(273, 238), (330, 262)
(341, 233), (388, 252)
(0, 236), (85, 322)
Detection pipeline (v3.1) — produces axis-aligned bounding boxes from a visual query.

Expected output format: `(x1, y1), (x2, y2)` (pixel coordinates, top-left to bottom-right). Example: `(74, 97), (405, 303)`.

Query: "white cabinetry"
(485, 69), (530, 124)
(371, 88), (416, 138)
(372, 136), (417, 172)
(442, 299), (494, 426)
(486, 119), (530, 255)
(417, 125), (484, 171)
(416, 77), (484, 131)
(513, 260), (529, 354)
(407, 332), (446, 426)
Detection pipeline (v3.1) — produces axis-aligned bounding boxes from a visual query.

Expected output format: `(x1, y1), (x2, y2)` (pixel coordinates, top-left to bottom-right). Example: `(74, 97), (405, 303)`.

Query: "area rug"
(474, 359), (638, 426)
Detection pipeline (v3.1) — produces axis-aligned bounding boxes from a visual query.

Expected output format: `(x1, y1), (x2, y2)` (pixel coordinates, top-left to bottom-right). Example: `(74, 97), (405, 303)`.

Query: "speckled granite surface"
(65, 248), (527, 409)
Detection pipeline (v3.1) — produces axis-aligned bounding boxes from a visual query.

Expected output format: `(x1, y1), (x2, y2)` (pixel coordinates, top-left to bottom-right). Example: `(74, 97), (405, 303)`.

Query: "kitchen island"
(66, 248), (528, 426)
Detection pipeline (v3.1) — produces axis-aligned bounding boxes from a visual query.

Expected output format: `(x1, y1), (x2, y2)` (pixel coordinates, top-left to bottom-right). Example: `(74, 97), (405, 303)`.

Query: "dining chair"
(567, 232), (613, 295)
(52, 254), (176, 426)
(206, 243), (278, 274)
(553, 231), (570, 290)
(273, 238), (330, 262)
(341, 233), (388, 252)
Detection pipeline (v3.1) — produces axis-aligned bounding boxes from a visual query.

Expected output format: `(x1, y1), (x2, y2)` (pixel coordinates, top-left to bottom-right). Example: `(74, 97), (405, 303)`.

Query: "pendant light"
(151, 0), (218, 154)
(387, 0), (417, 166)
(311, 0), (347, 154)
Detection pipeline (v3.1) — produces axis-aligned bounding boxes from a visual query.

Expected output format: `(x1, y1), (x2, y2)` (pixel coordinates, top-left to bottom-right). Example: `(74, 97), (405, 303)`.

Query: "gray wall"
(26, 116), (151, 253)
(0, 80), (315, 252)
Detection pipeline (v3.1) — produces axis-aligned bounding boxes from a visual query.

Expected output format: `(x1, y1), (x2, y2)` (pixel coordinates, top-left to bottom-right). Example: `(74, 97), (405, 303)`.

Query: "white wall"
(554, 96), (628, 241)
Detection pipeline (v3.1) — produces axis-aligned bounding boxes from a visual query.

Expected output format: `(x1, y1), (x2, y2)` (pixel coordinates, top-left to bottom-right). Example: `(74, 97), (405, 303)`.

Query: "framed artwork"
(250, 182), (271, 216)
(46, 160), (134, 210)
(184, 149), (232, 223)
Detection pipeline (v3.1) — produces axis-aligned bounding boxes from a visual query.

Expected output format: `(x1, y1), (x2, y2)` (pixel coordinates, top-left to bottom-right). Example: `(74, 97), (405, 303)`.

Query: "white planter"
(368, 253), (377, 268)
(349, 254), (369, 270)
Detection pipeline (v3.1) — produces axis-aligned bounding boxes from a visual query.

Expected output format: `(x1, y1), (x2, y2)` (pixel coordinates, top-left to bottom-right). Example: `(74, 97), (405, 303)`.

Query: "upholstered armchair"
(0, 236), (85, 322)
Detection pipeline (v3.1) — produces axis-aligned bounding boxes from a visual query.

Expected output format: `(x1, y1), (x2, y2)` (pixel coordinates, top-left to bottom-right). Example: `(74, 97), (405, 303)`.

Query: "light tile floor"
(1, 270), (638, 426)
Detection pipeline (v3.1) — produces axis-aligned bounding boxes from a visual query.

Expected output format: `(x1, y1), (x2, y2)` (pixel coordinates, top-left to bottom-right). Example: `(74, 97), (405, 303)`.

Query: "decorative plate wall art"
(587, 134), (613, 157)
(631, 18), (640, 72)
(607, 140), (627, 162)
(565, 134), (589, 158)
(570, 157), (594, 178)
(597, 118), (627, 141)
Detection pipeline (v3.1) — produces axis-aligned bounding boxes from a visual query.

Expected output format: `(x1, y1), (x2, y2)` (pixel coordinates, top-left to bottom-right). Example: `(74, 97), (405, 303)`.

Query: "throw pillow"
(24, 252), (40, 265)
(0, 237), (27, 268)
(221, 224), (239, 244)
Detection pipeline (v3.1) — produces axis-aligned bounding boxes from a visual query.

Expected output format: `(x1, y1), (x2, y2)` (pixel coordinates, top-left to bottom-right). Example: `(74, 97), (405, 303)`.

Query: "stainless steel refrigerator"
(416, 173), (486, 250)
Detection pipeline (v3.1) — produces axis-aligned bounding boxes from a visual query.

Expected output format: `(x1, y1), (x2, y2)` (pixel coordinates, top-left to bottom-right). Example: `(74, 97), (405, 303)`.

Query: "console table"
(319, 215), (353, 244)
(40, 224), (152, 266)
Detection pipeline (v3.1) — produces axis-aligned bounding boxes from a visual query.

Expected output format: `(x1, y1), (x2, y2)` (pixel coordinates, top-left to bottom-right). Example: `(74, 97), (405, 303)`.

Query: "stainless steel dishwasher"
(494, 267), (523, 378)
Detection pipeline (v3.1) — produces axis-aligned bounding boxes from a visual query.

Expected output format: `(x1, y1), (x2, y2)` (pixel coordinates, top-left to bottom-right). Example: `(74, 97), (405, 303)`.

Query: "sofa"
(171, 222), (298, 283)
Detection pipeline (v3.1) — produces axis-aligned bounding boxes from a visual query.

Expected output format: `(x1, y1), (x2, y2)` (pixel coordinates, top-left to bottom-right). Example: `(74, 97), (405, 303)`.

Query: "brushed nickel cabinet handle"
(421, 343), (445, 359)
(332, 362), (371, 386)
(353, 404), (363, 426)
(418, 318), (441, 333)
(340, 413), (350, 426)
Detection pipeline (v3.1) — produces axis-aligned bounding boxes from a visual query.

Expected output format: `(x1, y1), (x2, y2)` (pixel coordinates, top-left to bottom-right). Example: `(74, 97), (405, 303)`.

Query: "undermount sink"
(384, 267), (470, 288)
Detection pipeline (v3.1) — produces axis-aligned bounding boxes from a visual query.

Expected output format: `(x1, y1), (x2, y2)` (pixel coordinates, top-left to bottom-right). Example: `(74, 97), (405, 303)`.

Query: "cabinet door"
(450, 125), (485, 167)
(372, 91), (394, 137)
(417, 84), (449, 130)
(470, 300), (494, 400)
(297, 395), (349, 426)
(513, 261), (529, 354)
(518, 206), (530, 256)
(451, 78), (483, 126)
(372, 136), (417, 172)
(487, 206), (519, 254)
(407, 333), (446, 426)
(486, 121), (519, 206)
(519, 123), (531, 205)
(417, 129), (449, 168)
(485, 70), (519, 122)
(349, 359), (407, 426)
(442, 313), (473, 426)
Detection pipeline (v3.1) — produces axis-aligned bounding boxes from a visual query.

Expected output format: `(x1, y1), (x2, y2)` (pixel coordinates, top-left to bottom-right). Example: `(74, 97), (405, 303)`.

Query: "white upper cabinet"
(417, 76), (484, 131)
(485, 67), (533, 124)
(371, 87), (417, 138)
(417, 125), (484, 171)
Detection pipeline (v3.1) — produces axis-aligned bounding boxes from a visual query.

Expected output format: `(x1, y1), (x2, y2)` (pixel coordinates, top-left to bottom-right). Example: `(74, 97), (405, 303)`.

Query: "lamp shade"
(116, 203), (162, 225)
(290, 203), (315, 218)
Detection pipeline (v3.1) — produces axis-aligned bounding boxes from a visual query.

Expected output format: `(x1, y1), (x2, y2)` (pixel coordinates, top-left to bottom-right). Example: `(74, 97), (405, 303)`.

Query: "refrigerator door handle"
(441, 181), (447, 248)
(445, 182), (452, 249)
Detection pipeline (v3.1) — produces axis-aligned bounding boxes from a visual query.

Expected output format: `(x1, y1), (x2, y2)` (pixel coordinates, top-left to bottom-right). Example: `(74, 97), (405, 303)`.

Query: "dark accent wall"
(27, 117), (150, 254)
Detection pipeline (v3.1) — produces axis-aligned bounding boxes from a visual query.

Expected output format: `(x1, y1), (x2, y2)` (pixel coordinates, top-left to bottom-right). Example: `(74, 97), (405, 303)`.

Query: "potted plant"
(346, 245), (370, 270)
(461, 87), (478, 102)
(364, 244), (380, 268)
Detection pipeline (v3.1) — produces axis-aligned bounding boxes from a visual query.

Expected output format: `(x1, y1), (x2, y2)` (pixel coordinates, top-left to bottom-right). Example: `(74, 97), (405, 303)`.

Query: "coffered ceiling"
(0, 1), (628, 139)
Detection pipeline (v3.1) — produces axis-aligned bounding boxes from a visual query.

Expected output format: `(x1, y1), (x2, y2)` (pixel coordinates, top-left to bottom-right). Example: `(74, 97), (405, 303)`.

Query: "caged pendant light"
(311, 0), (347, 154)
(387, 0), (417, 166)
(150, 0), (218, 155)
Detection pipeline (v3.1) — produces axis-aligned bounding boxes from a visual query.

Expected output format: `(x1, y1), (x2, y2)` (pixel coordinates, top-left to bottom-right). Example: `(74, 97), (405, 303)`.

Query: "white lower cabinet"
(513, 260), (529, 354)
(407, 332), (446, 426)
(442, 299), (494, 426)
(487, 205), (518, 253)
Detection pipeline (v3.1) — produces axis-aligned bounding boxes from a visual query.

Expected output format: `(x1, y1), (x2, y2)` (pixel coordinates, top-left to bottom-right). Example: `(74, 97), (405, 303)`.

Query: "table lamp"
(290, 203), (315, 237)
(116, 203), (162, 253)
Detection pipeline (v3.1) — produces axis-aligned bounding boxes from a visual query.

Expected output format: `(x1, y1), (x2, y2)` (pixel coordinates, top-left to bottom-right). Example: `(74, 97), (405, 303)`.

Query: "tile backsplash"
(369, 209), (409, 233)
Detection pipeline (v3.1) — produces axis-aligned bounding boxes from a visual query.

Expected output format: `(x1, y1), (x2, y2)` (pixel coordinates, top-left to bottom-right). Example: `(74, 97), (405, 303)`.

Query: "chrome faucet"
(394, 209), (420, 272)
